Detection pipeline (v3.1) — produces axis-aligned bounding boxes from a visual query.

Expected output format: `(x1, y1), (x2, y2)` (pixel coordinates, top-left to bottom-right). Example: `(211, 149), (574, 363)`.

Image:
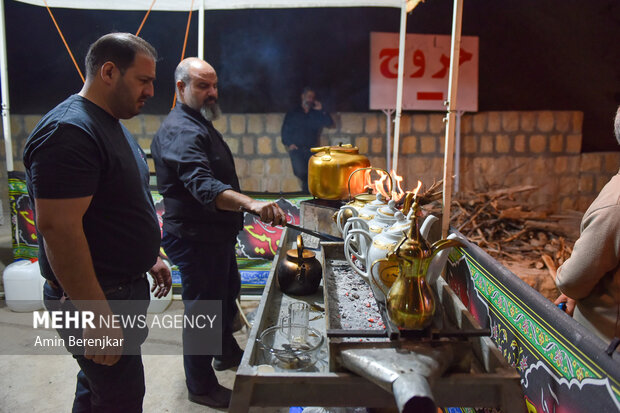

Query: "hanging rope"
(171, 0), (195, 110)
(135, 0), (157, 37)
(43, 0), (85, 83)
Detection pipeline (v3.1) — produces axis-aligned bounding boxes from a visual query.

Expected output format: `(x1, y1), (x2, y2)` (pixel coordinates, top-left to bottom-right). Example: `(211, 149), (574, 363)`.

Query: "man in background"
(151, 57), (286, 408)
(23, 33), (171, 412)
(555, 106), (620, 349)
(281, 86), (334, 193)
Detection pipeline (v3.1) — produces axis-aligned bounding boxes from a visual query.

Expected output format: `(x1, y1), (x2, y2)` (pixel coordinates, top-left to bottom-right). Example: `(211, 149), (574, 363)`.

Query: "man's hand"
(554, 293), (576, 316)
(148, 256), (172, 299)
(288, 144), (298, 151)
(247, 200), (287, 227)
(313, 100), (323, 110)
(83, 321), (124, 366)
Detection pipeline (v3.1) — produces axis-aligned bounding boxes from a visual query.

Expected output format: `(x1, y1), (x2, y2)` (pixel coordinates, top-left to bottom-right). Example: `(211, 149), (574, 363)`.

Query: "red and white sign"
(369, 32), (479, 111)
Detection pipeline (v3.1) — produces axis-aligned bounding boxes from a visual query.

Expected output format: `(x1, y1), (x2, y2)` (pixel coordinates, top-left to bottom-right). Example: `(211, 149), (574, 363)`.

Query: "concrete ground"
(0, 221), (288, 413)
(0, 302), (278, 413)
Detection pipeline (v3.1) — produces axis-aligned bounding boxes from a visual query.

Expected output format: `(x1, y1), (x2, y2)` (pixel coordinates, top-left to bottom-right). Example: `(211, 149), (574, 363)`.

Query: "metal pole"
(198, 0), (204, 59)
(383, 109), (394, 170)
(0, 0), (13, 172)
(441, 0), (464, 238)
(453, 110), (464, 194)
(391, 0), (407, 173)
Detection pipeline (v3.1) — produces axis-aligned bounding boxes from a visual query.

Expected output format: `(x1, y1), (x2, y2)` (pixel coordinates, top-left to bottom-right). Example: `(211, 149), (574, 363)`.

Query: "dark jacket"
(281, 105), (334, 148)
(151, 104), (243, 243)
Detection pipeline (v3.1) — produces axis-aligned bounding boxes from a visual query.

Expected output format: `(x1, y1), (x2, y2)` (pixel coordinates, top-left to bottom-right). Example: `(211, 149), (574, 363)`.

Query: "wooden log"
(524, 220), (573, 237)
(499, 207), (548, 221)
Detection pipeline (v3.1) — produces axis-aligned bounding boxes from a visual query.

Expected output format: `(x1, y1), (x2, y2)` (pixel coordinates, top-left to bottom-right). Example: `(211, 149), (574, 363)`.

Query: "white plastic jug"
(3, 259), (45, 312)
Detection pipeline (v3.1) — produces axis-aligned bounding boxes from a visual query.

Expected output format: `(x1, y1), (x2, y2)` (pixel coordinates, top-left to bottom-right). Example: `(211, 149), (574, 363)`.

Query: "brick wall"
(2, 111), (619, 217)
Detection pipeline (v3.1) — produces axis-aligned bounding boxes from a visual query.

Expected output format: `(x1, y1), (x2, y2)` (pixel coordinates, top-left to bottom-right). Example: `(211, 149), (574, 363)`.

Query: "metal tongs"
(242, 208), (342, 242)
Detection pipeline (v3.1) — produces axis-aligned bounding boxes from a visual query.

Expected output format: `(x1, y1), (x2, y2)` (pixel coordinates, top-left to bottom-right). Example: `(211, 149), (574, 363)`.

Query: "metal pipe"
(339, 344), (457, 413)
(0, 0), (14, 171)
(454, 110), (464, 194)
(391, 0), (408, 173)
(383, 109), (394, 170)
(441, 0), (464, 238)
(198, 0), (204, 59)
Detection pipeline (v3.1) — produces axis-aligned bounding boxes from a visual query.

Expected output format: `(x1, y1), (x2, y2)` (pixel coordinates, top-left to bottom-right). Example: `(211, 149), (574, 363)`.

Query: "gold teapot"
(379, 201), (463, 330)
(308, 144), (371, 200)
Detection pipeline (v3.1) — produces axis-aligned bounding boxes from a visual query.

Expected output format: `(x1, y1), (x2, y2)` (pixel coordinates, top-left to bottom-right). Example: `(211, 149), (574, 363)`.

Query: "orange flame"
(362, 169), (406, 202)
(412, 180), (422, 198)
(390, 169), (405, 203)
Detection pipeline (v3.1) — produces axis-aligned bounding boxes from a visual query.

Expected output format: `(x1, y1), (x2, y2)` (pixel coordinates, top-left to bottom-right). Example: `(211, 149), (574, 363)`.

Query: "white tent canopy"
(16, 0), (403, 11)
(1, 0), (463, 236)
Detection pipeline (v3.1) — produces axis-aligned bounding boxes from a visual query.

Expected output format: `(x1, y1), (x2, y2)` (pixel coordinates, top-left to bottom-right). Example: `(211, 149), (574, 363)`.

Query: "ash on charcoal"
(325, 259), (384, 332)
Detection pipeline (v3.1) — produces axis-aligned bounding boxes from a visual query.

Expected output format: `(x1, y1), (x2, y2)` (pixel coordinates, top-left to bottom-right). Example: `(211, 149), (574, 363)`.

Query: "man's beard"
(201, 102), (222, 121)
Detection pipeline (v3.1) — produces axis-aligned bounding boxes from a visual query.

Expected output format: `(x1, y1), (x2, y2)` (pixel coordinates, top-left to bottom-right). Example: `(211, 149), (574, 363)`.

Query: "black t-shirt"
(23, 94), (161, 288)
(150, 104), (243, 243)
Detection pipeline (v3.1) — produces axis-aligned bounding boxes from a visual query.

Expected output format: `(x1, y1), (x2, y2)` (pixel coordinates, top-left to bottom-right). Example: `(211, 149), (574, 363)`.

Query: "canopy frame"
(1, 0), (464, 231)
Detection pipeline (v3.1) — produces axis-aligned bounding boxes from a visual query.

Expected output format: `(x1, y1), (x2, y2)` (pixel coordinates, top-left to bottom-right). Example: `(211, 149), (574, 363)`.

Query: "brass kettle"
(308, 144), (371, 200)
(379, 201), (463, 330)
(277, 235), (323, 296)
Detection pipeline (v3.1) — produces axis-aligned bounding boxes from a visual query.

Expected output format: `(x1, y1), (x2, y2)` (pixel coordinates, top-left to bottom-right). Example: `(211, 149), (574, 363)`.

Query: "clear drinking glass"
(287, 302), (309, 343)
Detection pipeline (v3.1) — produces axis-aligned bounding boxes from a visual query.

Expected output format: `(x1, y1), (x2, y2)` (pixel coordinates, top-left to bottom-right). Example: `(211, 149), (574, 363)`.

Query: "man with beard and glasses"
(23, 33), (171, 412)
(150, 57), (287, 408)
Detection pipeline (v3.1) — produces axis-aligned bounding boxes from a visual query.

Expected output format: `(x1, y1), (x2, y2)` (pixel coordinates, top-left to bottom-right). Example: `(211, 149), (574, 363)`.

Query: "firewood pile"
(423, 184), (582, 300)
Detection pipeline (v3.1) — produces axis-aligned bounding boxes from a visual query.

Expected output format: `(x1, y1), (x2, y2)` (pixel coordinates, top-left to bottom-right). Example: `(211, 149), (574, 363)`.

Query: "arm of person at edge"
(555, 205), (620, 317)
(148, 255), (172, 299)
(35, 196), (123, 366)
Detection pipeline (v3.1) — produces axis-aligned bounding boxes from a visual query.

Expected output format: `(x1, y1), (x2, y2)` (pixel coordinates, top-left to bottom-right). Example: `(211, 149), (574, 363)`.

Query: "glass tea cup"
(282, 302), (309, 344)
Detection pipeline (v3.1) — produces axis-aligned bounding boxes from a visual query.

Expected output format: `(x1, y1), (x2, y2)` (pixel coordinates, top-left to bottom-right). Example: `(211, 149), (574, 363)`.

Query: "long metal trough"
(229, 228), (524, 412)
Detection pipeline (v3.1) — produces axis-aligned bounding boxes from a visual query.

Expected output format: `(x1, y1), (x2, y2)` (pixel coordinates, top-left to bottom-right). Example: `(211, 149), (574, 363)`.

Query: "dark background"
(2, 0), (620, 151)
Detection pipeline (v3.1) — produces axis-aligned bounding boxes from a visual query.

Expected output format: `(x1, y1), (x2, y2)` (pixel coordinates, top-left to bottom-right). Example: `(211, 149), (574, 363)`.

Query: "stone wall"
(2, 111), (619, 219)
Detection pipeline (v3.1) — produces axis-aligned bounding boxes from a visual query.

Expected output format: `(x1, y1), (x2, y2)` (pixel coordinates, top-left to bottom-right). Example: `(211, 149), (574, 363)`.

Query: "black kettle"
(277, 235), (322, 295)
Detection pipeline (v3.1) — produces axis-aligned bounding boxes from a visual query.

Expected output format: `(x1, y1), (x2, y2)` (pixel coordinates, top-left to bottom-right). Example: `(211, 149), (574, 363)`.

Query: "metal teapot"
(373, 201), (463, 330)
(308, 144), (371, 200)
(334, 167), (393, 234)
(277, 235), (323, 296)
(346, 210), (437, 301)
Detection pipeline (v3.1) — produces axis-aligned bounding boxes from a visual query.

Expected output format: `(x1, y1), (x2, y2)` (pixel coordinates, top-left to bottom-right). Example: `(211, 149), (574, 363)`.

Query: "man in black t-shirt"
(151, 57), (287, 409)
(281, 87), (335, 193)
(23, 33), (171, 413)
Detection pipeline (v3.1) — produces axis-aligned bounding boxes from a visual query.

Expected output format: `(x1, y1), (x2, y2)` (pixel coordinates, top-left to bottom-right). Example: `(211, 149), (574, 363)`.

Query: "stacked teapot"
(372, 199), (464, 330)
(334, 167), (393, 234)
(344, 192), (439, 305)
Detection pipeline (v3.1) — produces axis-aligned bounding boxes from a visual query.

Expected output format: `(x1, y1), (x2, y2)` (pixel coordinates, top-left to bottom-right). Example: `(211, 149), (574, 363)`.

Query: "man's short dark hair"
(85, 33), (157, 78)
(302, 86), (314, 95)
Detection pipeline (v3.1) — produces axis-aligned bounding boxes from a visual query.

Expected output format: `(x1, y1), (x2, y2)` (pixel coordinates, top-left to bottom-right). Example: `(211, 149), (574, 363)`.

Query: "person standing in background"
(281, 87), (334, 193)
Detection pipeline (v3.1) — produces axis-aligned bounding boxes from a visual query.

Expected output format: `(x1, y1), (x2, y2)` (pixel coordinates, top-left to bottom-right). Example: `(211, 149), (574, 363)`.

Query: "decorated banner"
(444, 234), (620, 413)
(8, 171), (37, 261)
(370, 32), (479, 111)
(8, 171), (308, 294)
